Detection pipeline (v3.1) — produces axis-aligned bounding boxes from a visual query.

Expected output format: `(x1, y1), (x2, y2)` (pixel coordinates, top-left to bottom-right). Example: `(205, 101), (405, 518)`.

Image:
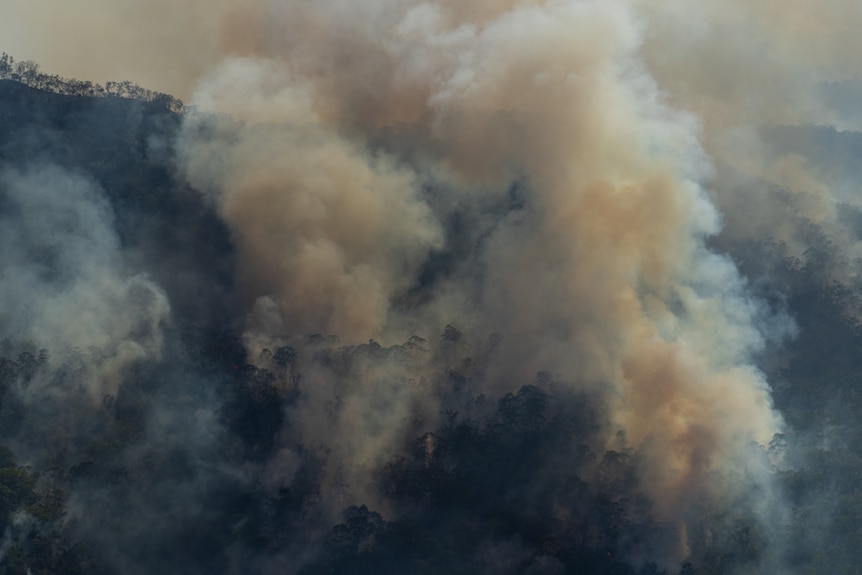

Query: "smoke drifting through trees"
(1, 1), (862, 574)
(178, 2), (787, 564)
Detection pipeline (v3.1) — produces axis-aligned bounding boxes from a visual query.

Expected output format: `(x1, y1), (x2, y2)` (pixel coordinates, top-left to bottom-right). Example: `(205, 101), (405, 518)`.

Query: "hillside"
(0, 69), (861, 575)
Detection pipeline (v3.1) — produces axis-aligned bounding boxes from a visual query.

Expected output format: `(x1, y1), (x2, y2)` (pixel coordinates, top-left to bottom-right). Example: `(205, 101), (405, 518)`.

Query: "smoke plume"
(3, 0), (862, 573)
(172, 0), (786, 562)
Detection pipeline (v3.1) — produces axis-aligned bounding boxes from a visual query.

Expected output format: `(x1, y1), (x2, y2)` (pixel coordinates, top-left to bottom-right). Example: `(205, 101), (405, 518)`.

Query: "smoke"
(0, 0), (230, 99)
(4, 0), (862, 572)
(179, 100), (443, 342)
(170, 0), (791, 564)
(634, 0), (862, 292)
(0, 164), (169, 403)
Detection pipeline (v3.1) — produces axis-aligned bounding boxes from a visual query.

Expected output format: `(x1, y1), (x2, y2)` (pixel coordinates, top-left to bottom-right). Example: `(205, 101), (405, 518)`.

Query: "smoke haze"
(1, 1), (862, 573)
(177, 2), (787, 555)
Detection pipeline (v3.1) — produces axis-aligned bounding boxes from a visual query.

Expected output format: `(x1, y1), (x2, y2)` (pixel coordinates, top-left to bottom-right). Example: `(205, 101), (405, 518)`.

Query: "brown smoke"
(174, 3), (786, 560)
(11, 0), (861, 564)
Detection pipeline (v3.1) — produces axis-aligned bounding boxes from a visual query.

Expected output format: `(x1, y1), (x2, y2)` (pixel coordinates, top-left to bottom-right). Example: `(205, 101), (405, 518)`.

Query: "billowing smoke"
(2, 0), (861, 573)
(176, 0), (787, 558)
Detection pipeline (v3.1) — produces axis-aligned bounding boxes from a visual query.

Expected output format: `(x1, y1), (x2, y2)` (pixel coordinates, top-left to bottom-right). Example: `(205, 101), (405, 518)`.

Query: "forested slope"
(0, 71), (861, 575)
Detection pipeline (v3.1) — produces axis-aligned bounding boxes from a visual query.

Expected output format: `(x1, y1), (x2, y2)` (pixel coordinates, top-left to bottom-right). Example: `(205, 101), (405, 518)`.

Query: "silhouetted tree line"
(0, 53), (183, 113)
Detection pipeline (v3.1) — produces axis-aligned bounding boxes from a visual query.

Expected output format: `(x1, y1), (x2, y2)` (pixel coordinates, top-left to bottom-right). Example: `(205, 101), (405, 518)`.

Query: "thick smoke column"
(9, 0), (862, 571)
(175, 0), (786, 561)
